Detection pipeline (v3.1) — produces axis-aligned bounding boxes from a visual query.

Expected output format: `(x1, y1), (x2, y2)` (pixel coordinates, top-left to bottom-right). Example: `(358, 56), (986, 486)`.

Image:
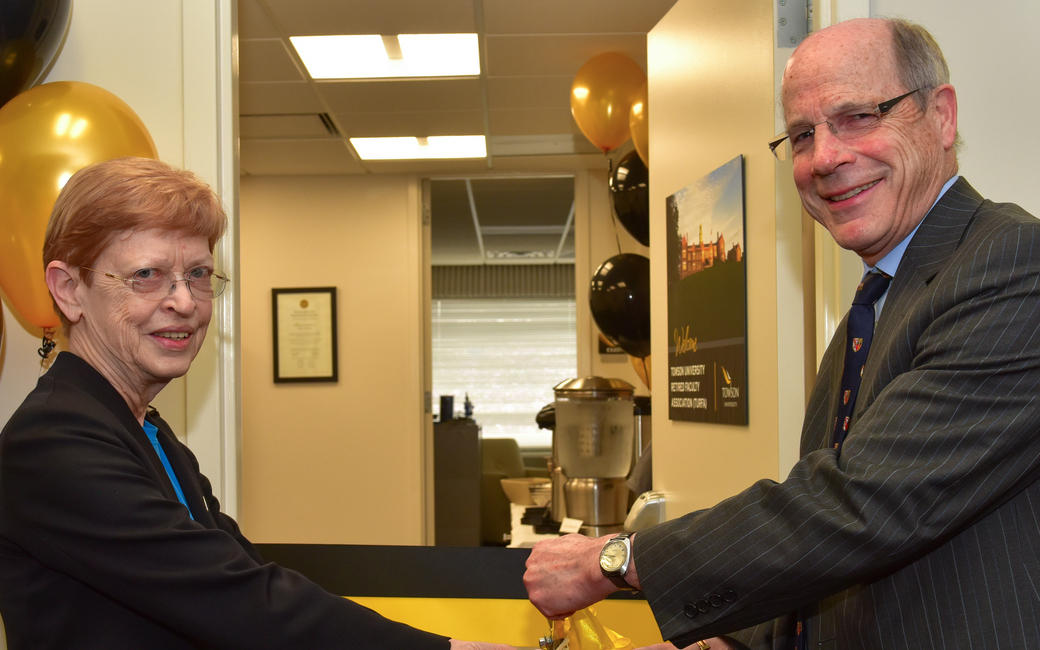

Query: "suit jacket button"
(723, 589), (737, 603)
(684, 603), (699, 618)
(709, 593), (723, 608)
(696, 599), (711, 613)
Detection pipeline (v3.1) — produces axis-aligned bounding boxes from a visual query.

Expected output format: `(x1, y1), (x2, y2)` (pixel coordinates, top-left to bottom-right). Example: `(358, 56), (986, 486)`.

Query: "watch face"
(600, 539), (627, 573)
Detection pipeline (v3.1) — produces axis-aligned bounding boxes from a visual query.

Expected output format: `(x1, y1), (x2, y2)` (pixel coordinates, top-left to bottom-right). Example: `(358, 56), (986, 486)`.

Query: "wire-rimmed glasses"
(82, 266), (229, 301)
(768, 88), (923, 161)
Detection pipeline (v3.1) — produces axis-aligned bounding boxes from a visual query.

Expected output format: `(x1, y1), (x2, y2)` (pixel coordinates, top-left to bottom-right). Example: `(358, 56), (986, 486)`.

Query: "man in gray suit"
(525, 17), (1040, 649)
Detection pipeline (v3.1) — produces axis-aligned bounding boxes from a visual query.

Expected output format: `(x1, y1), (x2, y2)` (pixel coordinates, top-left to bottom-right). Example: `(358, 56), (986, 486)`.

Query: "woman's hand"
(449, 640), (515, 650)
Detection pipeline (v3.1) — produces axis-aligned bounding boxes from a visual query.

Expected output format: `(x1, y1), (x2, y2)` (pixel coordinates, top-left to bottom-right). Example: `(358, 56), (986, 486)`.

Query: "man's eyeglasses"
(768, 88), (923, 161)
(82, 266), (229, 301)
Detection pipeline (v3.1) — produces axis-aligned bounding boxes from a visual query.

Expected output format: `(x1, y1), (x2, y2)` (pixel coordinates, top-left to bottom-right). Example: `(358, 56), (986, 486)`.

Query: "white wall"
(870, 0), (1039, 216)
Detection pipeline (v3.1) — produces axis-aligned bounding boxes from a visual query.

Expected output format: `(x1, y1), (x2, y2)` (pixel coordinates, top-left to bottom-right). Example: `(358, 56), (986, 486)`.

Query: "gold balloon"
(630, 354), (651, 390)
(570, 53), (647, 153)
(629, 82), (649, 167)
(0, 81), (158, 329)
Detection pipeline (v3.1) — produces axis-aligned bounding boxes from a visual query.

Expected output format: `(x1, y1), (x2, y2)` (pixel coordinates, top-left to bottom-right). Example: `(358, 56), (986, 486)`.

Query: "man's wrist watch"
(599, 532), (636, 590)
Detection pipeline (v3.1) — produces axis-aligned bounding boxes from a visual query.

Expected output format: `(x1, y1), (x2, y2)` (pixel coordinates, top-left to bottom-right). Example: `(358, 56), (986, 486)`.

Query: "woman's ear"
(45, 261), (83, 325)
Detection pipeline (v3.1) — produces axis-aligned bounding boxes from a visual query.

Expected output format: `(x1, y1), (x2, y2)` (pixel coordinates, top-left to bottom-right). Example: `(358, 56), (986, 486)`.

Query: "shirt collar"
(868, 175), (960, 277)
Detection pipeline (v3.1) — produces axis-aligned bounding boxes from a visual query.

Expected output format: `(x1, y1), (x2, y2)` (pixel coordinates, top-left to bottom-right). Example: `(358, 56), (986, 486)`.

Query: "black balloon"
(0, 0), (73, 108)
(589, 253), (650, 358)
(609, 149), (650, 247)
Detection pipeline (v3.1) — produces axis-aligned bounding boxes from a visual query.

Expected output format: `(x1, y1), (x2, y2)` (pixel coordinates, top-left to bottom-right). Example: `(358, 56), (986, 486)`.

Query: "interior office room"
(0, 0), (1036, 646)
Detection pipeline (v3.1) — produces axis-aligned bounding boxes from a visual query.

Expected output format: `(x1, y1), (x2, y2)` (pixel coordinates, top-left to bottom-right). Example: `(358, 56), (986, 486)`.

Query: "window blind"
(432, 298), (576, 448)
(432, 264), (575, 299)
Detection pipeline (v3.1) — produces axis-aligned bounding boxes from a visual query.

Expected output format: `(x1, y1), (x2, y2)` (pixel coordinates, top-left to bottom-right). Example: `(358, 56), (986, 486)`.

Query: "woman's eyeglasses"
(82, 267), (229, 301)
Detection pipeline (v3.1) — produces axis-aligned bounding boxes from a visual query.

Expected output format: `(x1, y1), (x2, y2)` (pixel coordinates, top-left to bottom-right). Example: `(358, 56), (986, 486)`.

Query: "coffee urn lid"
(553, 376), (634, 398)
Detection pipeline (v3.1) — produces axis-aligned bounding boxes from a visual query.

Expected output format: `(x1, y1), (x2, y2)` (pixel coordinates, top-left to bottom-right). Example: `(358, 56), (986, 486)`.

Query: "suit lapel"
(854, 178), (985, 417)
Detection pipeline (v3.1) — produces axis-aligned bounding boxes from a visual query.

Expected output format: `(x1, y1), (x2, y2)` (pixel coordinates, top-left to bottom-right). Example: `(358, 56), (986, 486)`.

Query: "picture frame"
(272, 287), (338, 383)
(666, 155), (748, 425)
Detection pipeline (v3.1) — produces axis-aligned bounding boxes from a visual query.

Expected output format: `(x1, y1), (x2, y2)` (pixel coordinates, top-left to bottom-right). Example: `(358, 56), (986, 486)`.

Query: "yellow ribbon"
(562, 606), (634, 650)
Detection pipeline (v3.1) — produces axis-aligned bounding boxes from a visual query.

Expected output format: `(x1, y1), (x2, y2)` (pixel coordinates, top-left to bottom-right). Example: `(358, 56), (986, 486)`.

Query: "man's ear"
(933, 83), (958, 151)
(45, 261), (83, 325)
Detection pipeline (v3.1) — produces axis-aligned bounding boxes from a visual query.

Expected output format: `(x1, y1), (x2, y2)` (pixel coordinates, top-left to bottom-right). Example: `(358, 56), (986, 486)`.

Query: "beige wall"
(646, 0), (807, 517)
(239, 174), (428, 544)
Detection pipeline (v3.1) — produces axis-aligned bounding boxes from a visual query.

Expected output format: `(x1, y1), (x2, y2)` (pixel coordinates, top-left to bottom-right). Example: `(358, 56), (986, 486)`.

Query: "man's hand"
(524, 533), (634, 619)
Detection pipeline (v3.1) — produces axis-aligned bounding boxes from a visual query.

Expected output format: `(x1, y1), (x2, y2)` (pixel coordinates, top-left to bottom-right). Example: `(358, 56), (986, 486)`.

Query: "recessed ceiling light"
(290, 34), (480, 79)
(350, 136), (487, 160)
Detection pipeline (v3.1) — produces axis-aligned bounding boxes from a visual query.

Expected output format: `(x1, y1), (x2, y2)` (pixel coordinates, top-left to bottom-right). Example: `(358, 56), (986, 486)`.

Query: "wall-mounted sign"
(665, 155), (748, 424)
(272, 287), (338, 383)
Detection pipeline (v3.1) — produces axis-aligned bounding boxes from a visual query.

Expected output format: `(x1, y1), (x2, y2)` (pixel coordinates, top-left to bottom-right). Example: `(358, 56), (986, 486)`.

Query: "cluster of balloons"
(572, 53), (653, 379)
(0, 1), (159, 332)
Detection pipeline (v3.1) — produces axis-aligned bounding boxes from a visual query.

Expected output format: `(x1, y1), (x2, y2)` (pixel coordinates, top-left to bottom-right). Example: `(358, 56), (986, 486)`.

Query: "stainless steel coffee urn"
(551, 377), (635, 536)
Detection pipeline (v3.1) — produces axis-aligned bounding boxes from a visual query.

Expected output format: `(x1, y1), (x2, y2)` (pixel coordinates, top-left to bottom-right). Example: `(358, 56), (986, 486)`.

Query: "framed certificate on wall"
(272, 287), (338, 383)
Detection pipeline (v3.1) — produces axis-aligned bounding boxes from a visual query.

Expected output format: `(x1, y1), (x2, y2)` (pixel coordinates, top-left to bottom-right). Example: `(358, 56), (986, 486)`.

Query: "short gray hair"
(888, 18), (950, 110)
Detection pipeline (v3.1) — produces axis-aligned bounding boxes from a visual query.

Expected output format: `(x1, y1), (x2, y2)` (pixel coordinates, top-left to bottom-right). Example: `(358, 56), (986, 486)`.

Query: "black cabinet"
(433, 418), (481, 546)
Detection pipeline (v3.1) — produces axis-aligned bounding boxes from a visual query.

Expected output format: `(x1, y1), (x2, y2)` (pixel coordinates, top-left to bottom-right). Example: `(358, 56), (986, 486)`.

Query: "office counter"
(256, 544), (663, 647)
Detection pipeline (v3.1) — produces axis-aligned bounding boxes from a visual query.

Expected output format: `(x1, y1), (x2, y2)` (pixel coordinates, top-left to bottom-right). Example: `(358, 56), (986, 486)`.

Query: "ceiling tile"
(486, 76), (572, 110)
(363, 159), (492, 175)
(483, 0), (679, 35)
(240, 115), (332, 139)
(238, 0), (280, 39)
(485, 153), (611, 173)
(337, 110), (485, 138)
(240, 38), (307, 83)
(259, 0), (477, 36)
(469, 177), (574, 227)
(240, 81), (325, 115)
(430, 180), (481, 263)
(318, 78), (483, 114)
(489, 107), (581, 137)
(240, 139), (366, 175)
(485, 34), (648, 77)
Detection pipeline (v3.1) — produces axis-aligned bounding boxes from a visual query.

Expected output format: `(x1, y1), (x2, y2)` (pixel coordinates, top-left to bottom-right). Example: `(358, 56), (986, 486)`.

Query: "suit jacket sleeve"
(633, 181), (1040, 646)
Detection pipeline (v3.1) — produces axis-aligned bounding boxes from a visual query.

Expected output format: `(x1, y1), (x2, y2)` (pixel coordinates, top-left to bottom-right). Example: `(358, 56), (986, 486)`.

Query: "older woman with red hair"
(0, 157), (511, 650)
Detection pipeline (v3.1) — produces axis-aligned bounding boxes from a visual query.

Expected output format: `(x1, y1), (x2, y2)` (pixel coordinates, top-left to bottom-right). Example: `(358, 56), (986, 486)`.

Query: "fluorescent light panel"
(291, 34), (480, 79)
(350, 136), (486, 160)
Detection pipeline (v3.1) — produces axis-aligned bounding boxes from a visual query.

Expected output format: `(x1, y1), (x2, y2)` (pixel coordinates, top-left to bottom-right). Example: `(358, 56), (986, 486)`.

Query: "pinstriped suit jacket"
(636, 178), (1040, 649)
